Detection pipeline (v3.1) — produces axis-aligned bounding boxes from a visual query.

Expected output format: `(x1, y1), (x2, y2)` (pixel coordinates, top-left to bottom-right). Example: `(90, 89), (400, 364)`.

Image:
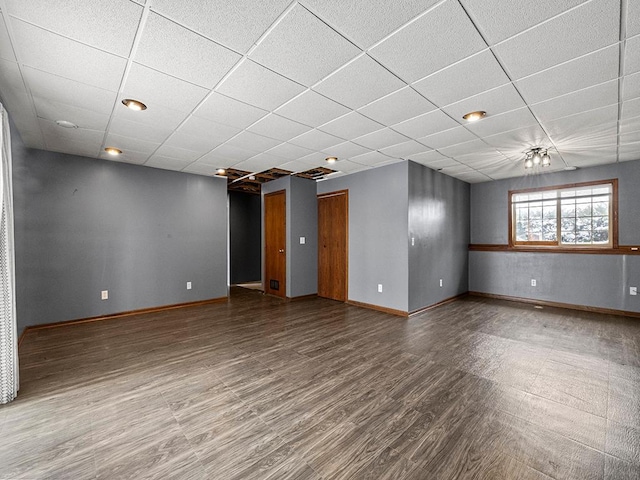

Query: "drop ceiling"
(0, 0), (638, 184)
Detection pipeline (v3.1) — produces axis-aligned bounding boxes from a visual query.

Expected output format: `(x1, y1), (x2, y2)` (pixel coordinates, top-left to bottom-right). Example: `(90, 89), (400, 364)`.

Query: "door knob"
(279, 249), (285, 253)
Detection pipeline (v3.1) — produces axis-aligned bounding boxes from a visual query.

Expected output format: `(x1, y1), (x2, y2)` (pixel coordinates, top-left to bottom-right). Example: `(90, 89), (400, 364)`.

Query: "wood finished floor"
(2, 288), (640, 479)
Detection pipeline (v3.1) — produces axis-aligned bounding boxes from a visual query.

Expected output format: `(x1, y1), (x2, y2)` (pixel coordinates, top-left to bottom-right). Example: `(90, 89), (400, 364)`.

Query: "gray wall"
(262, 175), (318, 298)
(408, 161), (470, 312)
(12, 127), (228, 333)
(318, 162), (409, 312)
(469, 160), (640, 313)
(229, 191), (261, 284)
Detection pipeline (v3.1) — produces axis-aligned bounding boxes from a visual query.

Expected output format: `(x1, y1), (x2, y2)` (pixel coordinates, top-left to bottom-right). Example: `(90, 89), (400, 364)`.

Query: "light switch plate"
(531, 279), (537, 287)
(300, 237), (305, 244)
(631, 286), (638, 296)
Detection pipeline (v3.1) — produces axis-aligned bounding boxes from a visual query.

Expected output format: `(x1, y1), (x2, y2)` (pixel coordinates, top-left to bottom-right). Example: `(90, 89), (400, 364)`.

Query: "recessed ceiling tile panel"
(194, 92), (268, 129)
(369, 0), (485, 83)
(465, 107), (539, 137)
(135, 12), (241, 88)
(353, 128), (409, 150)
(105, 133), (161, 155)
(276, 90), (350, 127)
(161, 132), (225, 155)
(265, 142), (314, 160)
(459, 0), (589, 45)
(109, 115), (174, 144)
(559, 146), (618, 167)
(629, 0), (640, 37)
(183, 162), (225, 176)
(624, 71), (640, 100)
(33, 97), (110, 131)
(494, 0), (619, 79)
(379, 140), (431, 158)
(624, 35), (640, 75)
(207, 143), (260, 163)
(331, 159), (370, 173)
(113, 100), (189, 132)
(350, 150), (393, 166)
(153, 144), (203, 162)
(407, 150), (451, 165)
(150, 0), (291, 53)
(358, 87), (436, 126)
(453, 171), (493, 183)
(234, 153), (288, 173)
(516, 45), (619, 104)
(277, 160), (311, 173)
(12, 19), (126, 91)
(247, 114), (311, 141)
(442, 83), (526, 121)
(453, 150), (510, 169)
(123, 63), (209, 113)
(5, 0), (142, 57)
(417, 125), (477, 149)
(530, 80), (619, 123)
(216, 60), (306, 111)
(45, 136), (101, 158)
(145, 156), (193, 171)
(39, 117), (104, 147)
(300, 0), (441, 48)
(619, 142), (640, 161)
(23, 67), (117, 115)
(553, 125), (618, 150)
(412, 49), (510, 107)
(289, 129), (344, 150)
(438, 139), (494, 158)
(249, 4), (360, 86)
(226, 131), (282, 152)
(0, 15), (16, 61)
(298, 151), (332, 165)
(545, 104), (619, 138)
(484, 125), (551, 153)
(313, 55), (405, 109)
(622, 97), (640, 119)
(392, 109), (460, 138)
(323, 141), (372, 159)
(100, 149), (150, 165)
(178, 115), (242, 143)
(318, 112), (384, 139)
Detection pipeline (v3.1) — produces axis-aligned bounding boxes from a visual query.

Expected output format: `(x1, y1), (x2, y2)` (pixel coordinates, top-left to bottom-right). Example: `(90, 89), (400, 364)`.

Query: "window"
(509, 180), (617, 248)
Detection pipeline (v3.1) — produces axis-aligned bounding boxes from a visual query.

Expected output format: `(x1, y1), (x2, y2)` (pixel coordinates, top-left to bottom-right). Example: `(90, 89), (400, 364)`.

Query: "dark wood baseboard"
(409, 293), (469, 316)
(469, 291), (640, 319)
(346, 299), (408, 317)
(287, 294), (318, 302)
(19, 297), (228, 338)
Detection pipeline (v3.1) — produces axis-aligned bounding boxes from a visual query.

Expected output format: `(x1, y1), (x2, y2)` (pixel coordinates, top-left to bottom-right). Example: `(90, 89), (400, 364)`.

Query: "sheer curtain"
(0, 103), (18, 404)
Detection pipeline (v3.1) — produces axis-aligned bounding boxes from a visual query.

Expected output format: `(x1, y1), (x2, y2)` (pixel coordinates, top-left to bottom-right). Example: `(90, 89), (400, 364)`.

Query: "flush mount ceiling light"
(325, 156), (338, 164)
(462, 110), (486, 122)
(104, 147), (122, 156)
(524, 147), (550, 170)
(121, 98), (147, 111)
(55, 120), (78, 129)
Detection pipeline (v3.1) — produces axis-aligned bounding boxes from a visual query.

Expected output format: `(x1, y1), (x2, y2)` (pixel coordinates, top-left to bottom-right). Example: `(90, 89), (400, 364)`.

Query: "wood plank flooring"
(2, 288), (640, 479)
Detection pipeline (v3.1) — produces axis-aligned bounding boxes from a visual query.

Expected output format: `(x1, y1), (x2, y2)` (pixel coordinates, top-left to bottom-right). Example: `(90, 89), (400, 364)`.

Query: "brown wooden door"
(264, 191), (286, 298)
(318, 190), (348, 301)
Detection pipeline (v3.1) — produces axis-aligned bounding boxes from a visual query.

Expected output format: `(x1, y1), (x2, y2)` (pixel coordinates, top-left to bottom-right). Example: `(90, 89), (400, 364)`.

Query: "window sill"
(469, 244), (640, 255)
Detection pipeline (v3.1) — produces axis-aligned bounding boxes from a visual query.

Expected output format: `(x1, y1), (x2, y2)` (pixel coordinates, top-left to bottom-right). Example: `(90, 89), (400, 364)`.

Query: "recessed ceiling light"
(121, 99), (147, 111)
(55, 120), (78, 129)
(564, 166), (577, 171)
(216, 168), (226, 175)
(249, 175), (256, 180)
(104, 147), (122, 156)
(462, 111), (486, 122)
(325, 157), (338, 164)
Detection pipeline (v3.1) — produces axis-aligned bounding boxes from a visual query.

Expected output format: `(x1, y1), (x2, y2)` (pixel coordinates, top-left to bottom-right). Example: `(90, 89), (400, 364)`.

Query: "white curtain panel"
(0, 103), (18, 404)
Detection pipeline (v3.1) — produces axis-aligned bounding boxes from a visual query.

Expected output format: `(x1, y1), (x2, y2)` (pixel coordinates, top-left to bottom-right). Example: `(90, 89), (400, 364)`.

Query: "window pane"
(542, 191), (557, 199)
(576, 202), (592, 217)
(560, 190), (576, 197)
(561, 231), (576, 244)
(561, 217), (576, 231)
(561, 201), (576, 217)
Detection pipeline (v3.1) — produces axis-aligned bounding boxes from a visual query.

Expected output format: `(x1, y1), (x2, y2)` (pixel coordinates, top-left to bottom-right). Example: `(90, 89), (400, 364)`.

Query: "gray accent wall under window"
(229, 191), (261, 284)
(12, 127), (228, 333)
(469, 160), (640, 313)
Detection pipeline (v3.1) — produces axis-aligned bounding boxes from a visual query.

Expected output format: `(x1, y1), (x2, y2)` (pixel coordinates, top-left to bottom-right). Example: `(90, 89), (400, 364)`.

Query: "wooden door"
(264, 191), (286, 298)
(318, 190), (348, 301)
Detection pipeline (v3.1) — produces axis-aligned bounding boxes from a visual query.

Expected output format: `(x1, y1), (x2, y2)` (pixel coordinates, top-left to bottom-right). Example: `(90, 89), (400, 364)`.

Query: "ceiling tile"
(100, 149), (150, 165)
(452, 150), (509, 169)
(290, 129), (345, 150)
(465, 107), (539, 137)
(452, 171), (492, 183)
(369, 0), (485, 83)
(622, 97), (640, 119)
(559, 146), (618, 167)
(123, 63), (209, 113)
(300, 0), (441, 48)
(105, 133), (161, 155)
(206, 143), (259, 163)
(530, 80), (619, 123)
(277, 160), (311, 173)
(145, 156), (194, 171)
(37, 117), (103, 142)
(482, 161), (543, 181)
(33, 97), (110, 131)
(153, 144), (203, 162)
(216, 59), (305, 111)
(5, 0), (142, 57)
(44, 136), (101, 158)
(276, 90), (350, 127)
(234, 153), (288, 173)
(494, 0), (619, 79)
(353, 128), (409, 150)
(379, 140), (431, 158)
(313, 55), (405, 109)
(194, 92), (268, 129)
(177, 115), (242, 143)
(0, 15), (16, 61)
(298, 151), (331, 165)
(619, 142), (640, 161)
(629, 0), (640, 37)
(438, 139), (494, 158)
(442, 83), (526, 121)
(392, 109), (459, 138)
(135, 12), (241, 88)
(318, 112), (384, 139)
(161, 132), (224, 155)
(330, 159), (370, 173)
(545, 104), (619, 138)
(265, 142), (315, 160)
(113, 100), (189, 132)
(412, 49), (510, 107)
(11, 19), (126, 91)
(323, 141), (372, 159)
(417, 125), (477, 149)
(249, 4), (360, 86)
(439, 163), (475, 176)
(150, 0), (291, 53)
(483, 125), (551, 153)
(183, 162), (225, 176)
(516, 45), (619, 104)
(226, 131), (282, 152)
(350, 150), (393, 166)
(358, 87), (436, 126)
(554, 124), (618, 150)
(459, 0), (589, 45)
(624, 71), (640, 101)
(23, 67), (117, 115)
(109, 115), (174, 144)
(624, 35), (640, 75)
(247, 114), (311, 141)
(621, 115), (640, 135)
(406, 150), (451, 165)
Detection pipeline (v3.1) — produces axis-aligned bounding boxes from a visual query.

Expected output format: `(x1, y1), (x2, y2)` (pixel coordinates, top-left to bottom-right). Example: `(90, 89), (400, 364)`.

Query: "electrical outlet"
(411, 237), (415, 246)
(631, 286), (638, 296)
(187, 281), (192, 290)
(300, 236), (305, 245)
(101, 290), (108, 300)
(377, 284), (383, 293)
(531, 279), (537, 287)
(439, 279), (443, 287)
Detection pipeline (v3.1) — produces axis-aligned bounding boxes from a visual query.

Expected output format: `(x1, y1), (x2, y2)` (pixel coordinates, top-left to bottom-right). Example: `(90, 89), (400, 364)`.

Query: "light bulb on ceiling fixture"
(121, 99), (147, 111)
(325, 157), (337, 164)
(462, 110), (486, 122)
(216, 168), (226, 175)
(541, 153), (551, 167)
(532, 151), (542, 165)
(104, 147), (122, 156)
(524, 156), (534, 169)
